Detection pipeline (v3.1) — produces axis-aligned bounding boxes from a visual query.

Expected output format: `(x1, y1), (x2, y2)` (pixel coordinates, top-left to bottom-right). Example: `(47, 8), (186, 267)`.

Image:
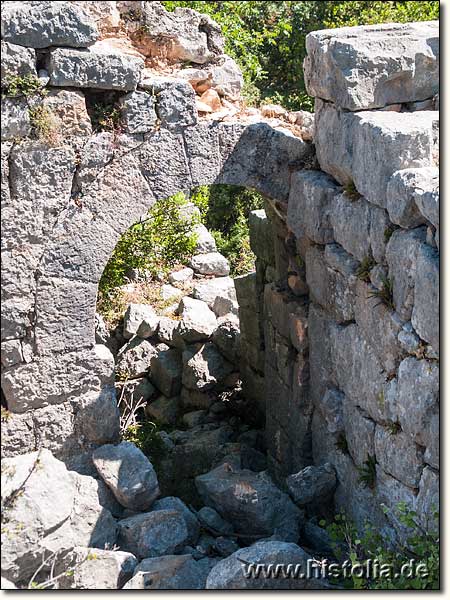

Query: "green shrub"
(99, 192), (198, 295)
(321, 503), (439, 589)
(122, 421), (167, 463)
(1, 74), (44, 98)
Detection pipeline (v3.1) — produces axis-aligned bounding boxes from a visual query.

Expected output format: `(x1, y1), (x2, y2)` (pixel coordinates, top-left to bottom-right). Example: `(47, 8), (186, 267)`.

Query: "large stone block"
(1, 41), (36, 84)
(1, 1), (99, 48)
(416, 466), (439, 532)
(48, 45), (144, 91)
(374, 426), (424, 489)
(330, 193), (371, 262)
(287, 169), (338, 244)
(315, 101), (438, 208)
(140, 75), (197, 129)
(386, 227), (427, 320)
(119, 90), (157, 134)
(342, 398), (375, 467)
(248, 209), (275, 264)
(304, 21), (438, 110)
(411, 243), (439, 351)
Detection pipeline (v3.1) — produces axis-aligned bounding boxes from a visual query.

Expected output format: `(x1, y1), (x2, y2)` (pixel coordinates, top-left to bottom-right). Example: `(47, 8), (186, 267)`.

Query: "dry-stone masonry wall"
(1, 1), (439, 576)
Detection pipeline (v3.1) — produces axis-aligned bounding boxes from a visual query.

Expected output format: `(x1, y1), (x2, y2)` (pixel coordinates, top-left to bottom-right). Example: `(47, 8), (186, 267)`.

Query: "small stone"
(199, 89), (222, 112)
(190, 252), (230, 276)
(213, 537), (240, 557)
(150, 346), (182, 397)
(123, 304), (159, 340)
(92, 441), (160, 511)
(169, 267), (194, 285)
(176, 297), (218, 343)
(123, 555), (207, 590)
(116, 337), (158, 379)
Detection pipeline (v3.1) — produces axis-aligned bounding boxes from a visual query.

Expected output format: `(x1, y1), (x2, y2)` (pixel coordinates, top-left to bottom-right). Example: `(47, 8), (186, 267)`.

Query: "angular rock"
(1, 41), (36, 84)
(374, 426), (424, 488)
(119, 90), (157, 134)
(150, 346), (182, 397)
(342, 398), (376, 467)
(176, 297), (217, 343)
(190, 252), (230, 276)
(116, 377), (156, 407)
(416, 466), (439, 532)
(193, 223), (217, 253)
(145, 395), (179, 426)
(157, 316), (179, 346)
(182, 409), (207, 428)
(386, 227), (427, 320)
(1, 97), (31, 141)
(409, 167), (439, 230)
(206, 541), (323, 589)
(317, 387), (344, 434)
(387, 169), (431, 228)
(249, 209), (275, 264)
(140, 75), (197, 128)
(193, 276), (236, 311)
(182, 343), (234, 391)
(369, 205), (391, 263)
(168, 267), (194, 285)
(286, 463), (337, 506)
(315, 101), (438, 208)
(76, 385), (121, 445)
(118, 510), (189, 560)
(212, 318), (240, 363)
(213, 537), (240, 558)
(55, 547), (137, 590)
(330, 193), (371, 262)
(179, 55), (243, 100)
(287, 170), (338, 244)
(39, 89), (92, 138)
(411, 243), (439, 351)
(197, 507), (234, 535)
(116, 337), (158, 379)
(196, 463), (303, 540)
(123, 304), (159, 340)
(129, 1), (224, 64)
(92, 441), (160, 511)
(48, 46), (144, 91)
(1, 1), (99, 48)
(304, 22), (439, 110)
(152, 496), (200, 546)
(160, 283), (183, 303)
(122, 554), (207, 590)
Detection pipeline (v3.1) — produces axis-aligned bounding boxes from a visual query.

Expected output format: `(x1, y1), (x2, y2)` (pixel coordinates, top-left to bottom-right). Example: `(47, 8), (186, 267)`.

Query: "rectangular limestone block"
(304, 21), (438, 110)
(315, 100), (438, 208)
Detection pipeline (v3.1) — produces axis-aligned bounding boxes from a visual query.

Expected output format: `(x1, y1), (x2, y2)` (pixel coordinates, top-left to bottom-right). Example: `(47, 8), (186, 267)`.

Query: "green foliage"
(368, 276), (395, 311)
(190, 184), (264, 276)
(162, 1), (438, 109)
(122, 421), (167, 463)
(90, 102), (123, 132)
(343, 180), (362, 201)
(386, 420), (401, 435)
(321, 504), (439, 589)
(357, 454), (377, 489)
(29, 105), (59, 145)
(356, 256), (375, 282)
(99, 192), (198, 295)
(1, 74), (44, 98)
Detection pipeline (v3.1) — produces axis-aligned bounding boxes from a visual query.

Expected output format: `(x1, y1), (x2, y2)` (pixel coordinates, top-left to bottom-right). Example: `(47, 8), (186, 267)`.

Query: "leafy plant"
(386, 421), (401, 435)
(358, 454), (378, 489)
(123, 421), (167, 463)
(90, 102), (123, 132)
(368, 276), (395, 311)
(29, 105), (59, 145)
(322, 504), (439, 589)
(356, 256), (375, 282)
(2, 74), (44, 98)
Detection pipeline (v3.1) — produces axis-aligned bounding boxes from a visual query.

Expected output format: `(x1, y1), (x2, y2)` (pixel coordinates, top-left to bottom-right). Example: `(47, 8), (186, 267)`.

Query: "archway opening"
(96, 184), (268, 505)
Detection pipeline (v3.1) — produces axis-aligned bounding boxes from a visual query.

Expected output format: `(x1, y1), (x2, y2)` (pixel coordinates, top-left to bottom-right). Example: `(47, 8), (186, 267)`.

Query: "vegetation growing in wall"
(163, 1), (439, 109)
(1, 74), (44, 98)
(321, 503), (439, 589)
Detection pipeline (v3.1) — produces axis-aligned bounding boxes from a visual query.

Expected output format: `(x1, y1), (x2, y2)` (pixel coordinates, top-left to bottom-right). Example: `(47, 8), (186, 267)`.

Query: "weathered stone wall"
(247, 21), (438, 540)
(1, 3), (439, 541)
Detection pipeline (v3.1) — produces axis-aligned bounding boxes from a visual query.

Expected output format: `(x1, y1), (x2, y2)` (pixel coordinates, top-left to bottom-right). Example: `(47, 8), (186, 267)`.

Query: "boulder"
(195, 464), (303, 540)
(92, 441), (160, 511)
(212, 318), (240, 363)
(48, 45), (144, 91)
(55, 547), (137, 590)
(145, 395), (179, 426)
(304, 21), (439, 110)
(116, 377), (156, 407)
(117, 510), (190, 560)
(176, 297), (217, 343)
(168, 267), (194, 285)
(193, 277), (237, 311)
(150, 347), (182, 397)
(152, 496), (200, 546)
(115, 337), (158, 379)
(157, 316), (180, 346)
(190, 252), (230, 276)
(122, 554), (207, 589)
(1, 450), (118, 583)
(411, 243), (439, 351)
(160, 284), (183, 303)
(193, 223), (217, 253)
(206, 541), (322, 589)
(127, 1), (224, 64)
(286, 464), (337, 506)
(182, 343), (234, 391)
(123, 304), (159, 340)
(1, 41), (36, 84)
(1, 1), (99, 48)
(179, 55), (243, 100)
(119, 91), (157, 134)
(197, 507), (234, 535)
(248, 209), (275, 265)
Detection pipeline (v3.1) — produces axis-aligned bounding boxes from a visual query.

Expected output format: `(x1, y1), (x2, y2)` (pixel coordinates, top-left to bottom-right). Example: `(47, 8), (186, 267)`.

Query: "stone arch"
(1, 120), (312, 465)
